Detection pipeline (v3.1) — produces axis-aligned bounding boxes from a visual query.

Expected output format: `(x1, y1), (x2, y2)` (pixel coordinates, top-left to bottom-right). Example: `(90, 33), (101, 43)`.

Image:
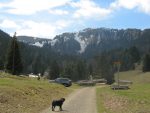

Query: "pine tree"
(96, 53), (114, 84)
(128, 46), (140, 63)
(88, 63), (93, 75)
(143, 54), (150, 72)
(32, 53), (43, 75)
(64, 63), (73, 77)
(76, 60), (87, 80)
(49, 60), (60, 79)
(0, 58), (4, 70)
(5, 32), (23, 75)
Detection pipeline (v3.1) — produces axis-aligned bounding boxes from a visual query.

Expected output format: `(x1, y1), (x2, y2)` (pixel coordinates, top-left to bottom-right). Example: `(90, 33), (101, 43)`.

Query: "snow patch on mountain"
(64, 36), (70, 42)
(34, 37), (37, 40)
(75, 32), (88, 53)
(31, 42), (44, 47)
(51, 38), (58, 46)
(97, 35), (101, 44)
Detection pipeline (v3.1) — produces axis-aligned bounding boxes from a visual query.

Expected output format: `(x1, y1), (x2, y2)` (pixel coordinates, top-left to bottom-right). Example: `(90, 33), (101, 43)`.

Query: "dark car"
(50, 78), (72, 87)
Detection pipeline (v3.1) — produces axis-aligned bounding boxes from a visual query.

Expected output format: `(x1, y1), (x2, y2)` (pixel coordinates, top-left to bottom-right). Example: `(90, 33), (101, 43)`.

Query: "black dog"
(52, 98), (65, 111)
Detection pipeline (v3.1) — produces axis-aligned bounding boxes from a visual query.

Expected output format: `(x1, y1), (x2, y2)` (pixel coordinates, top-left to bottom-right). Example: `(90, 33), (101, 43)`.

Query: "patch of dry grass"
(97, 86), (130, 113)
(103, 93), (128, 112)
(0, 72), (73, 113)
(97, 70), (150, 113)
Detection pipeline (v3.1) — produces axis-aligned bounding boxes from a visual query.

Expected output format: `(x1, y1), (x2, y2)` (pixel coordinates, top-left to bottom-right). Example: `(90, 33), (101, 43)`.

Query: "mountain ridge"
(2, 27), (150, 57)
(17, 28), (143, 53)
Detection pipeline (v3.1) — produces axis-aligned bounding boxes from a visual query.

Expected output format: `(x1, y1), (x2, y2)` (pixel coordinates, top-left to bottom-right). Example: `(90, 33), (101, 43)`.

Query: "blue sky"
(0, 0), (150, 39)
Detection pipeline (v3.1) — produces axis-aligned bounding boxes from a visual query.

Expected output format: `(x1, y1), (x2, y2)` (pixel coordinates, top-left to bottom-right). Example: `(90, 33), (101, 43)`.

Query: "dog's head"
(60, 98), (65, 102)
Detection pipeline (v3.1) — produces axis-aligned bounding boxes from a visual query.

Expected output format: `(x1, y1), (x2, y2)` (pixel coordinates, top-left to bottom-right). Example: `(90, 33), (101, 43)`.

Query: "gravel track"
(41, 87), (97, 113)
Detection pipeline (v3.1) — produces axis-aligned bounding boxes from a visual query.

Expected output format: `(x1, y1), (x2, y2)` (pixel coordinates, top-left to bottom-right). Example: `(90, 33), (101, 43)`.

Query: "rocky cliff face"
(50, 28), (142, 56)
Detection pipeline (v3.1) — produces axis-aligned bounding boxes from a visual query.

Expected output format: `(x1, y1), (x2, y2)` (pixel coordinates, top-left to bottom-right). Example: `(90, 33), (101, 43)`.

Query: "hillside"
(97, 70), (150, 113)
(17, 28), (150, 57)
(0, 72), (72, 113)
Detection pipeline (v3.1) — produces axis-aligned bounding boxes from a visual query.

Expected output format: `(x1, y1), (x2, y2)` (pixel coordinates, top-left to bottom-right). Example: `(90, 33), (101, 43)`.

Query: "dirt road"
(41, 87), (97, 113)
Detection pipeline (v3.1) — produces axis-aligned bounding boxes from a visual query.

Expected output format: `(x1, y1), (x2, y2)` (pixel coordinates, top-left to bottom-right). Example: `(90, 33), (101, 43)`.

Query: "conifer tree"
(143, 54), (150, 72)
(49, 60), (60, 79)
(128, 46), (140, 63)
(6, 32), (23, 75)
(32, 53), (43, 75)
(97, 53), (114, 84)
(0, 58), (4, 70)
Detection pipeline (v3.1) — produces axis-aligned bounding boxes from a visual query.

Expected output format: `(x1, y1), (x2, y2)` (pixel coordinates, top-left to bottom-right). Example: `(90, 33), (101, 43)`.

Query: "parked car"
(49, 78), (72, 87)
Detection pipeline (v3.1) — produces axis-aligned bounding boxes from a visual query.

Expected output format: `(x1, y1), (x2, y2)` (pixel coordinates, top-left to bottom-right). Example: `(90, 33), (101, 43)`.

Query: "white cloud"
(49, 9), (69, 15)
(16, 21), (56, 38)
(0, 0), (71, 15)
(71, 0), (150, 19)
(0, 19), (20, 29)
(70, 0), (112, 19)
(56, 20), (72, 30)
(13, 19), (72, 38)
(111, 0), (150, 14)
(110, 0), (138, 10)
(0, 19), (72, 39)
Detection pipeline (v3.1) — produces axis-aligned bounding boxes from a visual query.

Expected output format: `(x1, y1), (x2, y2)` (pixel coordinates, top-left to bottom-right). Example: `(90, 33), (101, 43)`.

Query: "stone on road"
(41, 87), (97, 113)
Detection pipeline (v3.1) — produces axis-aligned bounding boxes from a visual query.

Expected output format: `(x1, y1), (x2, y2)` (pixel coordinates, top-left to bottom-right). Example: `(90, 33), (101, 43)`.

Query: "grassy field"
(97, 70), (150, 113)
(0, 72), (75, 113)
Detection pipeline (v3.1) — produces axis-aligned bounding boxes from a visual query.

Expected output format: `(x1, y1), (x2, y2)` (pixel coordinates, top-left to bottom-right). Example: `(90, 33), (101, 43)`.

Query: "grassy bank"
(97, 70), (150, 113)
(0, 72), (74, 113)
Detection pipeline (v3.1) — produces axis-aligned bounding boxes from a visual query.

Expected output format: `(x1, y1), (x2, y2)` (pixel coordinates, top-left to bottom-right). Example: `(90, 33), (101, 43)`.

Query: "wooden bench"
(77, 80), (96, 86)
(111, 85), (129, 90)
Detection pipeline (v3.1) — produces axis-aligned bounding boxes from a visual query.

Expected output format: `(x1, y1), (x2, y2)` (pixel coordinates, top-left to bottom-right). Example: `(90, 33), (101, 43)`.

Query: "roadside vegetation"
(0, 72), (74, 113)
(97, 70), (150, 113)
